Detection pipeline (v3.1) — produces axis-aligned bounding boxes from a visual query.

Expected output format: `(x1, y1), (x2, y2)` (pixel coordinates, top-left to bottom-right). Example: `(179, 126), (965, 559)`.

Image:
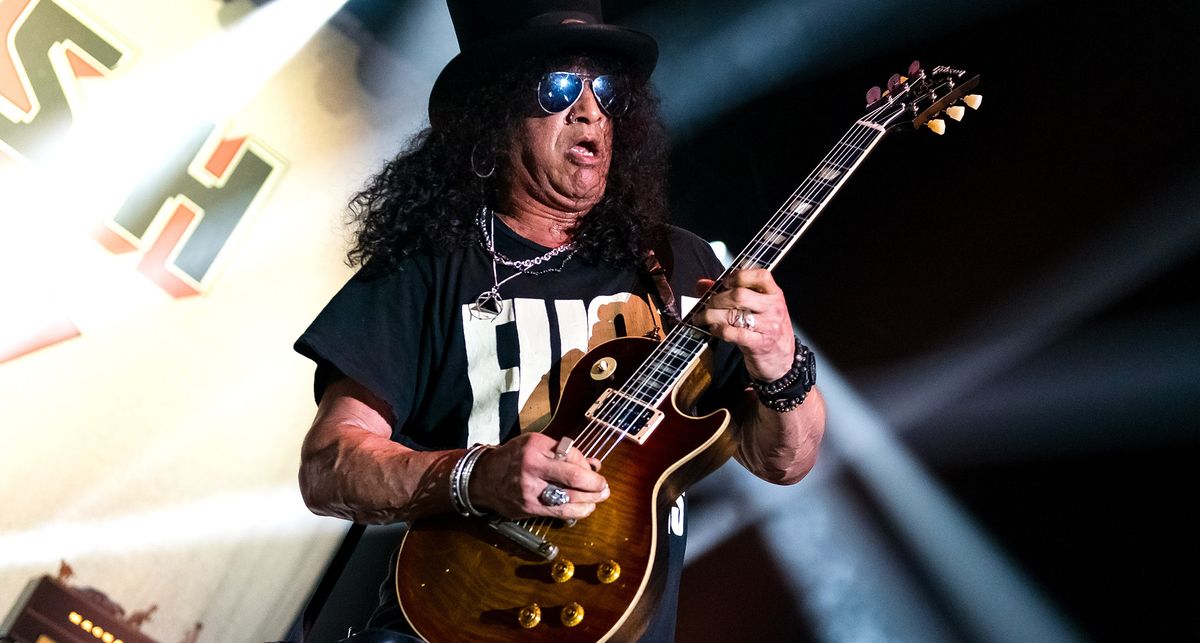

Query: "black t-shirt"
(296, 219), (745, 641)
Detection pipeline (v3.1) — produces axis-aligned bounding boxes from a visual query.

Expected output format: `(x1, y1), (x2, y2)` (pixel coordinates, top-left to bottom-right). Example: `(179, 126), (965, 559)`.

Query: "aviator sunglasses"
(537, 71), (629, 117)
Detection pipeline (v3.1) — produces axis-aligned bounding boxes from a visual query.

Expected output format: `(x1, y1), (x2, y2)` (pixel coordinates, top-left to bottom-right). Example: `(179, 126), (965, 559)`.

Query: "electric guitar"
(394, 61), (982, 642)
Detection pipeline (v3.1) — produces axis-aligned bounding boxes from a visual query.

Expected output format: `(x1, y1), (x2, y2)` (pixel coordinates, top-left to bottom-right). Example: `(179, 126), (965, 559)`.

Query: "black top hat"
(428, 0), (658, 128)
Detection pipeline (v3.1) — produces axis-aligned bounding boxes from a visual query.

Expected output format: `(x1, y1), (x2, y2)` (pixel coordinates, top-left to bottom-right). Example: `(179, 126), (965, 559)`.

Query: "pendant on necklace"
(470, 289), (504, 320)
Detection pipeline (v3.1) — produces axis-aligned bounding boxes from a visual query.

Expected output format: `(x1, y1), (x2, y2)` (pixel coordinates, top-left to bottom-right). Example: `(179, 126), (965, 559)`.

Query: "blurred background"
(1, 0), (1196, 641)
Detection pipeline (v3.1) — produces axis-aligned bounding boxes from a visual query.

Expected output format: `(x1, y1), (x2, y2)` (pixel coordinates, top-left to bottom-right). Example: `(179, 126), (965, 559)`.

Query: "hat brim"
(428, 23), (658, 128)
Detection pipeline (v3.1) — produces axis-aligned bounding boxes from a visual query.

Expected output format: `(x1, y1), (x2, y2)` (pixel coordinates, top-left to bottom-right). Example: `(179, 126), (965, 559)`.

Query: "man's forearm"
(734, 386), (826, 484)
(299, 422), (462, 525)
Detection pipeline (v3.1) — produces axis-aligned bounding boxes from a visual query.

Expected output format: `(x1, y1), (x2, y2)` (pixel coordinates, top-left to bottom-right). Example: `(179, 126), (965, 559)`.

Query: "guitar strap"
(297, 523), (366, 641)
(641, 241), (680, 336)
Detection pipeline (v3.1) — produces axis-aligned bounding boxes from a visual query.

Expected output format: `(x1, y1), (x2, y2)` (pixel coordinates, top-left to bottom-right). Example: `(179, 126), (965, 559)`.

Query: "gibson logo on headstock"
(931, 65), (968, 77)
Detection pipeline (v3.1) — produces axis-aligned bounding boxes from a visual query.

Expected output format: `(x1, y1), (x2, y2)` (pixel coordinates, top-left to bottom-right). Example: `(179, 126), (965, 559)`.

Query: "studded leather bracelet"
(750, 336), (816, 413)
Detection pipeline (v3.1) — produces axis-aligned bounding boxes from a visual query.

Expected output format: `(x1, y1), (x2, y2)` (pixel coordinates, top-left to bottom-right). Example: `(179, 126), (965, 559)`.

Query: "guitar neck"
(683, 120), (888, 322)
(604, 121), (888, 414)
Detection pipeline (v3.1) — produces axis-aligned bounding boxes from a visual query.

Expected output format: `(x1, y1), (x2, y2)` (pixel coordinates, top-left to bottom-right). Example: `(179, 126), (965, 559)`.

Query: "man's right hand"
(469, 432), (609, 520)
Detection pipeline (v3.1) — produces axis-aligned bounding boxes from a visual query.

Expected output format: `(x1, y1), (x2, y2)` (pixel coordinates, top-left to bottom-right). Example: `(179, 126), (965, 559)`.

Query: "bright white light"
(709, 240), (730, 266)
(0, 0), (349, 340)
(352, 0), (458, 137)
(686, 341), (1085, 641)
(868, 171), (1200, 430)
(0, 485), (341, 569)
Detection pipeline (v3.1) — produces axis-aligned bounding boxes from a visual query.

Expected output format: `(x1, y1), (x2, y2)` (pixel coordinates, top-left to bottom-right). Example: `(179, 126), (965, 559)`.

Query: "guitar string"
(541, 78), (944, 535)
(566, 112), (888, 491)
(607, 85), (928, 443)
(533, 137), (877, 538)
(522, 117), (886, 537)
(521, 98), (897, 537)
(591, 128), (880, 467)
(581, 109), (890, 464)
(691, 92), (904, 306)
(590, 115), (886, 459)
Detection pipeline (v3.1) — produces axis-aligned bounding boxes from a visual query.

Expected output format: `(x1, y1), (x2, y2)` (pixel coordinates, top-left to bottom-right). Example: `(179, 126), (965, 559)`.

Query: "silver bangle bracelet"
(450, 444), (492, 518)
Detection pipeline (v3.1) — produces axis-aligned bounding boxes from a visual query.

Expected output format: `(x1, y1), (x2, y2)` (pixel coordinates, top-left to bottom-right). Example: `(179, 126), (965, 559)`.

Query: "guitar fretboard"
(611, 121), (888, 415)
(717, 121), (886, 275)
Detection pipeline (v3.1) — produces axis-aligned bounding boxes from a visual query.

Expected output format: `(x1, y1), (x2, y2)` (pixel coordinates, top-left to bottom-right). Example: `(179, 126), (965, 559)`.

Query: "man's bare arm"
(298, 377), (609, 524)
(299, 377), (460, 524)
(733, 386), (826, 484)
(692, 270), (827, 485)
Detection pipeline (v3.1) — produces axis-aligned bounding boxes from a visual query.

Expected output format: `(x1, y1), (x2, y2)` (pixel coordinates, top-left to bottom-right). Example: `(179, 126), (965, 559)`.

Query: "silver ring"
(724, 307), (753, 328)
(539, 484), (570, 507)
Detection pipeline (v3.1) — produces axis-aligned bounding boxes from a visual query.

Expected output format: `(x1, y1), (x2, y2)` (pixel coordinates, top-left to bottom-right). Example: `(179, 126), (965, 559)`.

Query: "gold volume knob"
(560, 602), (585, 627)
(597, 560), (621, 584)
(550, 558), (575, 583)
(517, 604), (541, 629)
(590, 357), (617, 380)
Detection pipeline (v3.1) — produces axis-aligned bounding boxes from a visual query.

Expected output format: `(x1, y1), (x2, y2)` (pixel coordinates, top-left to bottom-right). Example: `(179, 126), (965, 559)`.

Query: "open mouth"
(569, 139), (600, 161)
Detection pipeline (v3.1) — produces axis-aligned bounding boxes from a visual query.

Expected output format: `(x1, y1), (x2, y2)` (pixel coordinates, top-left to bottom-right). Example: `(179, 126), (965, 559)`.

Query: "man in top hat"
(295, 0), (826, 639)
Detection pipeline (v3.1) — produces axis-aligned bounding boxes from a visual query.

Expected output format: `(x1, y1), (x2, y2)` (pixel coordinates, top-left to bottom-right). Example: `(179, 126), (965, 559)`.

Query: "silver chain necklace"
(470, 208), (579, 320)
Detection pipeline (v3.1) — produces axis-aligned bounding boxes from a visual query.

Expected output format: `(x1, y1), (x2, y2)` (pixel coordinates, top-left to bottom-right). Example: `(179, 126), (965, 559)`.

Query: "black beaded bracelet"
(750, 336), (816, 413)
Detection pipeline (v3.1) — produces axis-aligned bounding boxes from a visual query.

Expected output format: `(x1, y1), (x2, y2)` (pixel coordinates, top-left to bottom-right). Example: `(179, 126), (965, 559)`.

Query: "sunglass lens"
(539, 72), (583, 113)
(592, 75), (627, 116)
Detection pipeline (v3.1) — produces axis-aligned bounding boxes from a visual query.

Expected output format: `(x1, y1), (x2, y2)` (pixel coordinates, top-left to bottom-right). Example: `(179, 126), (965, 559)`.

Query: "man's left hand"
(694, 269), (795, 382)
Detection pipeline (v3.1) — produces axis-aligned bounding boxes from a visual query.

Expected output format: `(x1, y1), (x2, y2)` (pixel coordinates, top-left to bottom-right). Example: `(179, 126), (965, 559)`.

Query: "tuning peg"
(908, 60), (921, 76)
(887, 73), (902, 94)
(945, 105), (966, 121)
(866, 86), (882, 105)
(926, 119), (946, 135)
(963, 94), (983, 110)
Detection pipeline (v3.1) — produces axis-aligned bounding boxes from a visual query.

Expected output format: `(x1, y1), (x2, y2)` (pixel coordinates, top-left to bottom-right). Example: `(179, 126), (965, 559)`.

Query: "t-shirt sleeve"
(294, 265), (430, 434)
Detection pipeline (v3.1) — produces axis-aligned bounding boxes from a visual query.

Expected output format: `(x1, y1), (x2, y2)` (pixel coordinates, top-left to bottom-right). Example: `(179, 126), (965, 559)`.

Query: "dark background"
(644, 2), (1200, 641)
(304, 1), (1199, 641)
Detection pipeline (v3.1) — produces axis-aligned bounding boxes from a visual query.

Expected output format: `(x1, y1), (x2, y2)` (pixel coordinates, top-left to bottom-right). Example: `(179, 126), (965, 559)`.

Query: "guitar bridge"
(488, 519), (559, 561)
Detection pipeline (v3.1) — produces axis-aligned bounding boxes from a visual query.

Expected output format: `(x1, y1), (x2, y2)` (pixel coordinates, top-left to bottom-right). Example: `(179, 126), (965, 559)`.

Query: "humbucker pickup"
(583, 389), (665, 445)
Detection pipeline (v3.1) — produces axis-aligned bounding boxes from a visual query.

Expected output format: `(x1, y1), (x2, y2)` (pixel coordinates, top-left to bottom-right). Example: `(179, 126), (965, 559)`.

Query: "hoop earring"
(470, 143), (495, 179)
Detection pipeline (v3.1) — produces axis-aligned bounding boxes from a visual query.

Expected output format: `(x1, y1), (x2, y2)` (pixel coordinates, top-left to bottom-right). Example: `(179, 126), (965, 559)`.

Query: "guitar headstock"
(863, 61), (982, 135)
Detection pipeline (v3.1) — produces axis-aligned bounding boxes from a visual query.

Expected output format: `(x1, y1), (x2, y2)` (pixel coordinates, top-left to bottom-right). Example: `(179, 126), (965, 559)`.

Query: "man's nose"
(567, 80), (605, 124)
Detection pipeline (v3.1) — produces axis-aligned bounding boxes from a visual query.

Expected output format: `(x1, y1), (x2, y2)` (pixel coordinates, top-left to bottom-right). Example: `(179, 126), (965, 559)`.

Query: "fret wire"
(619, 112), (892, 427)
(621, 336), (708, 405)
(776, 119), (881, 211)
(592, 107), (892, 459)
(722, 124), (884, 279)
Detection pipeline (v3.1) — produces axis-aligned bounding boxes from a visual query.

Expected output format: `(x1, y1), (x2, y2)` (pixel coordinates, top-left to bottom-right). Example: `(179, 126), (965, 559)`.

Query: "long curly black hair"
(346, 53), (669, 275)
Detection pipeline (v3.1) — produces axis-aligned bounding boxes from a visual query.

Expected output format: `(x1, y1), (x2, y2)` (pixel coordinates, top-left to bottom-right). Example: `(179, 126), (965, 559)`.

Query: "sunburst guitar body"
(396, 336), (736, 642)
